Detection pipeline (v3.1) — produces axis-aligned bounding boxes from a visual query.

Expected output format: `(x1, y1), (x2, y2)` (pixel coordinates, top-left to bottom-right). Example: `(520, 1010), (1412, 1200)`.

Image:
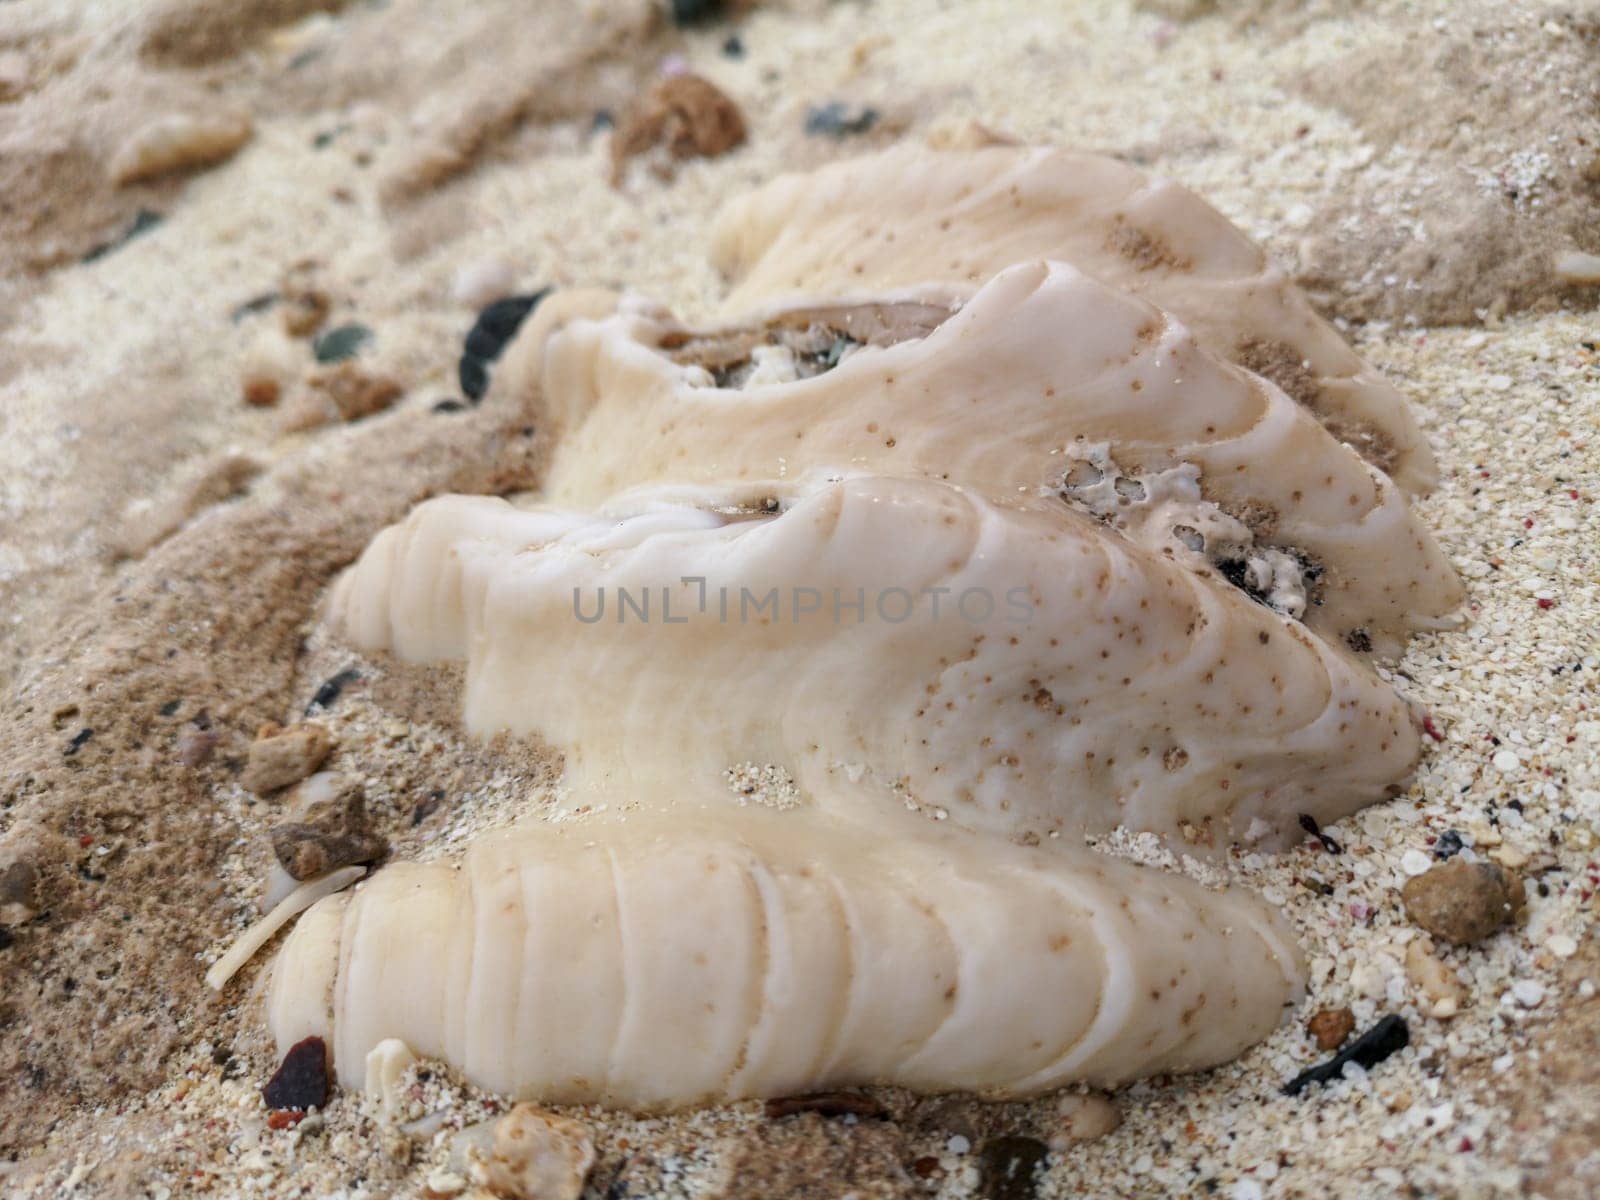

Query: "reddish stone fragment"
(263, 1036), (330, 1111)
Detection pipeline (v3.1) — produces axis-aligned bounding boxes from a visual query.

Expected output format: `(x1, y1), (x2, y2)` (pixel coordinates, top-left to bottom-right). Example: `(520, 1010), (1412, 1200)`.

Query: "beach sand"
(1, 0), (1598, 1195)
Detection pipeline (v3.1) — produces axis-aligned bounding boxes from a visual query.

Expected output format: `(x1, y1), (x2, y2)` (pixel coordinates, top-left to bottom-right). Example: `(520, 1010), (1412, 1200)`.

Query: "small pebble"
(262, 1036), (330, 1111)
(610, 74), (746, 184)
(1548, 933), (1578, 958)
(242, 377), (281, 408)
(1402, 858), (1525, 945)
(1306, 1006), (1355, 1051)
(1405, 939), (1465, 1018)
(309, 362), (404, 421)
(0, 859), (40, 927)
(470, 1104), (595, 1200)
(1049, 1092), (1120, 1149)
(946, 1134), (971, 1155)
(176, 727), (221, 767)
(1511, 979), (1545, 1008)
(231, 292), (279, 322)
(804, 101), (879, 139)
(312, 323), (373, 364)
(1400, 848), (1433, 876)
(281, 281), (330, 338)
(241, 722), (334, 795)
(269, 777), (387, 880)
(1491, 748), (1521, 773)
(307, 668), (360, 713)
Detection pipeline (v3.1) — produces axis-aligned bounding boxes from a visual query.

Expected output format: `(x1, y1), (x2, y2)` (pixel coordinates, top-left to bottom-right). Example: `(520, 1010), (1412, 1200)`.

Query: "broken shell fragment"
(263, 145), (1458, 1113)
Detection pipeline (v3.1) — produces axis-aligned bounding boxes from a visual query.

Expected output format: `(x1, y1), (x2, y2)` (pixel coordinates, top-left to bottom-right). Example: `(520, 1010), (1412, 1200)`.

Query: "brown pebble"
(1307, 1006), (1355, 1051)
(243, 376), (281, 407)
(281, 285), (330, 338)
(269, 778), (387, 880)
(1402, 857), (1525, 945)
(176, 727), (221, 767)
(242, 723), (334, 794)
(0, 859), (40, 927)
(477, 1104), (596, 1200)
(611, 74), (746, 184)
(309, 362), (404, 422)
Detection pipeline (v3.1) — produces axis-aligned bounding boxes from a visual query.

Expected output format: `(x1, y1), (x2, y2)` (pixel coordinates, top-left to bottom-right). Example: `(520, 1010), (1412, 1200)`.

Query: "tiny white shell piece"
(364, 1038), (418, 1122)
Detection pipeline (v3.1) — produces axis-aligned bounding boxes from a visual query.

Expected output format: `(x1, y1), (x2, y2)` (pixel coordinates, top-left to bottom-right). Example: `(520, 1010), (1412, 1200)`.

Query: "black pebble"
(306, 668), (360, 715)
(412, 789), (446, 826)
(465, 323), (509, 362)
(0, 928), (13, 951)
(1283, 1013), (1409, 1096)
(83, 209), (164, 263)
(722, 34), (745, 58)
(459, 355), (490, 403)
(669, 0), (724, 26)
(312, 323), (372, 364)
(262, 1036), (331, 1111)
(592, 108), (616, 132)
(978, 1136), (1048, 1200)
(475, 293), (548, 346)
(1297, 812), (1342, 855)
(432, 398), (467, 413)
(804, 102), (879, 139)
(159, 699), (181, 717)
(64, 728), (93, 757)
(458, 290), (548, 403)
(1433, 829), (1465, 859)
(230, 292), (279, 323)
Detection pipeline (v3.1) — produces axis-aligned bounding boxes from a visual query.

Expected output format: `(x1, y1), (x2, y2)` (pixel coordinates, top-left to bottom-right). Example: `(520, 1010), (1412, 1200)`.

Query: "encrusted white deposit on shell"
(263, 146), (1462, 1111)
